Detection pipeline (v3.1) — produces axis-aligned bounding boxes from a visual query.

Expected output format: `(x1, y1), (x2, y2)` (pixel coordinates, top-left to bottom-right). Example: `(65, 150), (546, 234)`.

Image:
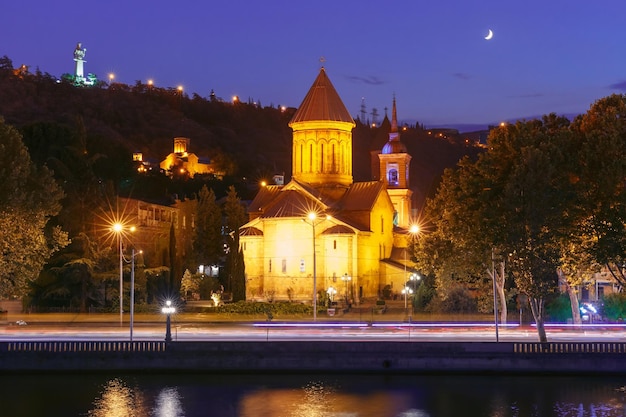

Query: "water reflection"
(88, 378), (184, 417)
(239, 379), (421, 417)
(88, 378), (149, 417)
(1, 374), (626, 417)
(153, 387), (184, 417)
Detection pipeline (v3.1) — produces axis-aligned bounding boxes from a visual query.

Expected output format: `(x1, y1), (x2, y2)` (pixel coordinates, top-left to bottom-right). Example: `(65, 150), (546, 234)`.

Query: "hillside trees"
(0, 118), (69, 297)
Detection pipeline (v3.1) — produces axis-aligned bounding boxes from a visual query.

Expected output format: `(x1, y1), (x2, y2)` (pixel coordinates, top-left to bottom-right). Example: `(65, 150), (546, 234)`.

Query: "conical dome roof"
(289, 68), (354, 125)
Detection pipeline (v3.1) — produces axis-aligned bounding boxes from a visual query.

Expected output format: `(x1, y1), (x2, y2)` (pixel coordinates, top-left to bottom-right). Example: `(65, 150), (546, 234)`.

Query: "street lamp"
(162, 300), (175, 342)
(403, 224), (420, 311)
(401, 285), (413, 309)
(304, 211), (330, 321)
(124, 248), (142, 341)
(341, 273), (352, 306)
(112, 223), (124, 326)
(327, 286), (337, 303)
(112, 222), (136, 327)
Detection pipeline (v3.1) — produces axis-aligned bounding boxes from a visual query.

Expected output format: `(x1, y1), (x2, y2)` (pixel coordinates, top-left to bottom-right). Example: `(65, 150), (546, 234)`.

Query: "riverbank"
(1, 340), (625, 375)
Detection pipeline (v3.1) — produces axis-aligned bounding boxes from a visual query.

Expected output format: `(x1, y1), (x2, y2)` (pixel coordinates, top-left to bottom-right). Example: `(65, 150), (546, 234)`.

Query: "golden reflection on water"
(87, 378), (184, 417)
(81, 376), (626, 417)
(239, 379), (414, 417)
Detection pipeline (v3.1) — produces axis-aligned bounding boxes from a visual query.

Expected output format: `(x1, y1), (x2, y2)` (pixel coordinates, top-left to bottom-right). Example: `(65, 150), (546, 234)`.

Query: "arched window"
(388, 169), (399, 185)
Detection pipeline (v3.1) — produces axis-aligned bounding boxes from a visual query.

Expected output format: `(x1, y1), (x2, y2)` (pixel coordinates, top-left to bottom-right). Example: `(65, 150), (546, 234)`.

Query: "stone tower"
(288, 67), (356, 188)
(378, 97), (412, 227)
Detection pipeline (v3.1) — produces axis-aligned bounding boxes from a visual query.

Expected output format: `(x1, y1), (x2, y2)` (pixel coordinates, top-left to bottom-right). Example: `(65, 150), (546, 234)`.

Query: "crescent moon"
(485, 29), (493, 40)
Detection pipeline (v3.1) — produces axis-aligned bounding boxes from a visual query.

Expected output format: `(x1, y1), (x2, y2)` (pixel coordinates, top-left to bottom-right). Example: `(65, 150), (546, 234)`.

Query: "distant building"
(160, 137), (222, 178)
(116, 197), (196, 274)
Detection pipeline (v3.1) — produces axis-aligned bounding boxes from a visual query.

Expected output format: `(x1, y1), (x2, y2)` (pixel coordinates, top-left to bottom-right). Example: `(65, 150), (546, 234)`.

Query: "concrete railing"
(5, 341), (166, 353)
(513, 342), (626, 354)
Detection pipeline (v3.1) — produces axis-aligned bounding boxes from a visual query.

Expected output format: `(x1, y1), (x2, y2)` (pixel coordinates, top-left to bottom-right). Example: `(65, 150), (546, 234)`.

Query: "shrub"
(602, 293), (626, 321)
(382, 285), (392, 299)
(428, 286), (477, 314)
(213, 300), (313, 316)
(545, 294), (572, 322)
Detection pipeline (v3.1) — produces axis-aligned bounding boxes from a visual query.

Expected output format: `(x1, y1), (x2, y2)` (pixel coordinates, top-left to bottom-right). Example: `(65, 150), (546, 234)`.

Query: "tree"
(180, 269), (200, 300)
(417, 115), (574, 342)
(0, 118), (69, 297)
(192, 185), (223, 268)
(223, 185), (247, 301)
(570, 95), (626, 289)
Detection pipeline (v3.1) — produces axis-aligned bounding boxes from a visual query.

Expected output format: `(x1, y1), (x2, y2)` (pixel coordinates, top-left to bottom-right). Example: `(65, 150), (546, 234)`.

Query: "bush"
(382, 285), (392, 300)
(211, 300), (314, 316)
(428, 286), (477, 314)
(545, 294), (572, 322)
(412, 283), (434, 312)
(602, 293), (626, 321)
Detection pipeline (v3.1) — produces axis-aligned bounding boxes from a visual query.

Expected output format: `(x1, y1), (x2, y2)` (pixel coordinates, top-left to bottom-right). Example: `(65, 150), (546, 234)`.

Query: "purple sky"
(3, 1), (626, 130)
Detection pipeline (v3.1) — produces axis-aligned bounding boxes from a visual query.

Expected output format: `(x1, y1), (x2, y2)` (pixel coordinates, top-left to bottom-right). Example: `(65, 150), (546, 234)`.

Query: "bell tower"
(378, 97), (412, 227)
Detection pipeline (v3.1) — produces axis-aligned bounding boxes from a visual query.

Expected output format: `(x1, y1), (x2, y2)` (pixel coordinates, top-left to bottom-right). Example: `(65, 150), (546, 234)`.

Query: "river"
(2, 372), (625, 416)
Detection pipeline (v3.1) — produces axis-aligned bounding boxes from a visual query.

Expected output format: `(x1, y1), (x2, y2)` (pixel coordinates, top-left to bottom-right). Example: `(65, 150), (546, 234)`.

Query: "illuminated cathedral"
(240, 68), (416, 305)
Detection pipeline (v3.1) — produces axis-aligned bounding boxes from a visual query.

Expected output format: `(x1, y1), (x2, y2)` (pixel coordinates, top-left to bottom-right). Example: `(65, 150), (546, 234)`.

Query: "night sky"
(4, 0), (626, 130)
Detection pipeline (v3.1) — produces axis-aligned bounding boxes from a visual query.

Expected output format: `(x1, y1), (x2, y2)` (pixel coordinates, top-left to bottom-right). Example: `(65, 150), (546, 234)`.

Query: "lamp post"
(401, 285), (413, 309)
(128, 249), (142, 342)
(492, 247), (499, 342)
(130, 248), (135, 341)
(112, 223), (124, 326)
(162, 300), (175, 342)
(341, 273), (352, 306)
(403, 225), (420, 312)
(304, 212), (329, 321)
(112, 222), (136, 327)
(327, 286), (337, 303)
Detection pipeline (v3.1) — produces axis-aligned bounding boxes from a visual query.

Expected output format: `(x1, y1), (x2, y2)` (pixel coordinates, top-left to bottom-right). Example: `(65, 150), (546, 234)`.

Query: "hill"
(0, 56), (483, 207)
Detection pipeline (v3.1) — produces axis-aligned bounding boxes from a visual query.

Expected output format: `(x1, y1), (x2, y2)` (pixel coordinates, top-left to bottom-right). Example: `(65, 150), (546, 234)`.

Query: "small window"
(282, 259), (287, 273)
(269, 259), (272, 273)
(388, 169), (399, 185)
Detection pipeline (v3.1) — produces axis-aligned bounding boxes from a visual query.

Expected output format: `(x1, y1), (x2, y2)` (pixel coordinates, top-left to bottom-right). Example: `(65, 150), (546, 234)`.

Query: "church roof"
(338, 181), (385, 212)
(246, 185), (283, 214)
(256, 189), (326, 219)
(240, 226), (263, 236)
(289, 68), (355, 125)
(382, 138), (408, 154)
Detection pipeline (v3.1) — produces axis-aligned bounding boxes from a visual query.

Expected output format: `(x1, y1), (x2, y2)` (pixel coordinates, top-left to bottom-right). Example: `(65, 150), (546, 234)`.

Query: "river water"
(2, 373), (625, 417)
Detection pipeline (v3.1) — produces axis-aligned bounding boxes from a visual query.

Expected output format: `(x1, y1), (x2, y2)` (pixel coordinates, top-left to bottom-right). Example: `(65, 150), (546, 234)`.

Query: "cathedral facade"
(240, 68), (414, 304)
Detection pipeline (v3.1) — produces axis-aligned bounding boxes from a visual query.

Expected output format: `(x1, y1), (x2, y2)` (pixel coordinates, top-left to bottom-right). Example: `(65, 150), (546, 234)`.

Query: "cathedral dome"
(381, 138), (407, 154)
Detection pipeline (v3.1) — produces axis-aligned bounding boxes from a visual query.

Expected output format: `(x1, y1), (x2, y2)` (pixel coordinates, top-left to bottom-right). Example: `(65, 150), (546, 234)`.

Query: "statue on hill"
(71, 42), (95, 86)
(73, 43), (86, 61)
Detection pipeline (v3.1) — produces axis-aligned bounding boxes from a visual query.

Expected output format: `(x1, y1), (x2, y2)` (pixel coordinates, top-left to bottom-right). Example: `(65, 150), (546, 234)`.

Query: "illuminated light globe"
(162, 300), (176, 315)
